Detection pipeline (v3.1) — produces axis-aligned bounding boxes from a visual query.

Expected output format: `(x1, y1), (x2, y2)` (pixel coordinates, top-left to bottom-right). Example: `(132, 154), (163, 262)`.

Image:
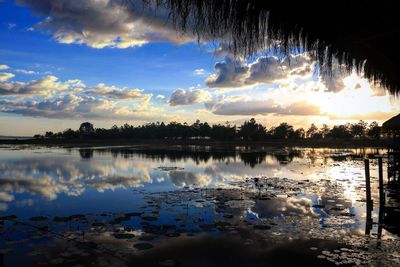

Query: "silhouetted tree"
(238, 118), (266, 140)
(327, 125), (352, 139)
(367, 121), (381, 139)
(79, 122), (94, 136)
(306, 123), (319, 139)
(272, 123), (294, 139)
(45, 131), (54, 138)
(320, 124), (330, 139)
(350, 120), (368, 138)
(34, 119), (386, 142)
(291, 128), (305, 139)
(63, 128), (79, 139)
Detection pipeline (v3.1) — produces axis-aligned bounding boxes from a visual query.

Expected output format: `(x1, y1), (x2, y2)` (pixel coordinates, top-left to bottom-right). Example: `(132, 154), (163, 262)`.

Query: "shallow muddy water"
(0, 145), (399, 266)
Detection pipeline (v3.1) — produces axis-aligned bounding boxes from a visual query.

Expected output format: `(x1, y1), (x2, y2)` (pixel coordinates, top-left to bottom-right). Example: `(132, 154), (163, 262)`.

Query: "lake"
(0, 145), (399, 266)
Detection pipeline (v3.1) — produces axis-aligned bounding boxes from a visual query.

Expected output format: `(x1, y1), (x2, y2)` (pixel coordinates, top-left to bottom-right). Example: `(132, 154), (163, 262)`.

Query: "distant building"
(382, 114), (400, 139)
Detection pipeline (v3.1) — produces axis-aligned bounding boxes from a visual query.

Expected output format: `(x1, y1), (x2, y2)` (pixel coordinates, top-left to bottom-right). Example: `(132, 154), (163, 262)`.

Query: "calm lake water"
(0, 145), (399, 266)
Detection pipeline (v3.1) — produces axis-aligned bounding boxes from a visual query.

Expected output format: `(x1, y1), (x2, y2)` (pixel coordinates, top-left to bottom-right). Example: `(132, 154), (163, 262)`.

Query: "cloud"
(17, 0), (193, 48)
(8, 23), (16, 30)
(0, 94), (111, 119)
(85, 83), (151, 100)
(0, 75), (83, 96)
(0, 74), (166, 121)
(205, 57), (249, 88)
(328, 111), (397, 121)
(168, 171), (211, 187)
(0, 72), (15, 82)
(205, 95), (321, 116)
(169, 88), (212, 106)
(15, 69), (38, 75)
(206, 54), (314, 89)
(277, 101), (322, 116)
(0, 65), (10, 70)
(320, 75), (345, 93)
(1, 92), (163, 121)
(193, 68), (208, 76)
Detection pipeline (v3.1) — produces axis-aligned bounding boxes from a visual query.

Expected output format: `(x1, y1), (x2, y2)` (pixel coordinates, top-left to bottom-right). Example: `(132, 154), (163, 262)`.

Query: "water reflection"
(0, 146), (399, 266)
(0, 146), (387, 214)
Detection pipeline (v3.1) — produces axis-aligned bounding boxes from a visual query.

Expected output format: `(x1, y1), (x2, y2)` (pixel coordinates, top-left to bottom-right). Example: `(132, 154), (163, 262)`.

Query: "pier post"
(377, 157), (385, 239)
(364, 159), (373, 234)
(378, 157), (385, 206)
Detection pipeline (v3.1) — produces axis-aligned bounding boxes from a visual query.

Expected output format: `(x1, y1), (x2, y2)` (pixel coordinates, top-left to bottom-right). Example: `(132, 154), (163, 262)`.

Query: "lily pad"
(113, 233), (135, 239)
(134, 243), (153, 250)
(30, 216), (48, 222)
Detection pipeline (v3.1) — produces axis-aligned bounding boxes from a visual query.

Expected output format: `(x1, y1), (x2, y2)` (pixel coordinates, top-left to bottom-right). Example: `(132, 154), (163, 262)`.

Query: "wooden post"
(364, 159), (372, 234)
(377, 157), (384, 239)
(378, 157), (385, 206)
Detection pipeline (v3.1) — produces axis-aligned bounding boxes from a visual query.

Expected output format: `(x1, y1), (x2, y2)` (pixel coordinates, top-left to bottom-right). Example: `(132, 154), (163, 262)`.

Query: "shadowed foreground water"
(0, 145), (399, 266)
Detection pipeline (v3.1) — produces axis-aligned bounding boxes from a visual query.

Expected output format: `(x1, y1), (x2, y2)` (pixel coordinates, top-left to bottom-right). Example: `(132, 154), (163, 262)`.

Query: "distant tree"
(210, 123), (236, 140)
(350, 120), (368, 138)
(367, 121), (381, 139)
(63, 128), (79, 139)
(272, 122), (294, 139)
(238, 118), (266, 140)
(306, 123), (319, 139)
(79, 122), (94, 136)
(327, 125), (352, 139)
(320, 124), (330, 139)
(291, 128), (305, 139)
(37, 118), (381, 142)
(45, 131), (54, 138)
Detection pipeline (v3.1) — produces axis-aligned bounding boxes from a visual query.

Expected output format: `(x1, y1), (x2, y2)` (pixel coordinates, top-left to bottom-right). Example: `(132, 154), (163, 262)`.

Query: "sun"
(308, 73), (394, 121)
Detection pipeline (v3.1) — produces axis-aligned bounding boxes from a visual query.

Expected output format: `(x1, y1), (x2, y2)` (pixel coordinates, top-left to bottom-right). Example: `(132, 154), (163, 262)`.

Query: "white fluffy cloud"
(0, 74), (165, 120)
(0, 75), (83, 96)
(169, 88), (212, 106)
(17, 0), (193, 48)
(0, 65), (10, 70)
(0, 93), (161, 120)
(0, 94), (112, 119)
(205, 53), (361, 94)
(206, 54), (314, 89)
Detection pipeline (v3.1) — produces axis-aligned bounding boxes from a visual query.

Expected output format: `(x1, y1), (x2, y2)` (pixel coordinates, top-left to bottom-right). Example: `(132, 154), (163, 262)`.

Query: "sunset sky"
(0, 0), (399, 136)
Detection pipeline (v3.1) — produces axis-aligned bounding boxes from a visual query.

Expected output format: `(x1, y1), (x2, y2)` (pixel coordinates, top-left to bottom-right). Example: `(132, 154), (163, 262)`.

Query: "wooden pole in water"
(364, 159), (373, 231)
(377, 157), (385, 239)
(378, 157), (385, 206)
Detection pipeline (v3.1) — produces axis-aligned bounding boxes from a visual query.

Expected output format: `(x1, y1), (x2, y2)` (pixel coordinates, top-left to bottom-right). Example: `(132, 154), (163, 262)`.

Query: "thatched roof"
(140, 1), (400, 95)
(382, 114), (400, 131)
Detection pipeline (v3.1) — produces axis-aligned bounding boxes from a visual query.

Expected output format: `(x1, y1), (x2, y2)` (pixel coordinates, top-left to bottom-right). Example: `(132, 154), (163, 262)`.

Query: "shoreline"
(0, 138), (395, 149)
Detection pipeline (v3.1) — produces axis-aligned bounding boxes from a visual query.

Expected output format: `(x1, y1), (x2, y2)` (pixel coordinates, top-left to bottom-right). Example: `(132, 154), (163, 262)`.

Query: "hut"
(382, 114), (400, 138)
(144, 1), (400, 95)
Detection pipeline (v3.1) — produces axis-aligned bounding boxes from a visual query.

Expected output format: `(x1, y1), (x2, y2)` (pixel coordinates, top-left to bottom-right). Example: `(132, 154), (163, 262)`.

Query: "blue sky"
(0, 0), (399, 136)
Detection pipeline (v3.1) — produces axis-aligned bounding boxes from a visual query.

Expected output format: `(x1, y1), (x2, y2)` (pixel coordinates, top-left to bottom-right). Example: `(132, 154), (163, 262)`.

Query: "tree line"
(34, 118), (382, 141)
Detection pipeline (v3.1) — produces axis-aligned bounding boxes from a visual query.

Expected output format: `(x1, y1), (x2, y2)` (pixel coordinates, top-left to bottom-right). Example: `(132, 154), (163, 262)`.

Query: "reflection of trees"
(94, 148), (307, 168)
(99, 148), (237, 165)
(239, 152), (266, 168)
(273, 150), (302, 165)
(79, 149), (94, 159)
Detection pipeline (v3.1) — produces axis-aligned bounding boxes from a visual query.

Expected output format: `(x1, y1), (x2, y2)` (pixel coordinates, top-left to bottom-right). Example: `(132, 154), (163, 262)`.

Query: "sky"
(0, 0), (399, 136)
